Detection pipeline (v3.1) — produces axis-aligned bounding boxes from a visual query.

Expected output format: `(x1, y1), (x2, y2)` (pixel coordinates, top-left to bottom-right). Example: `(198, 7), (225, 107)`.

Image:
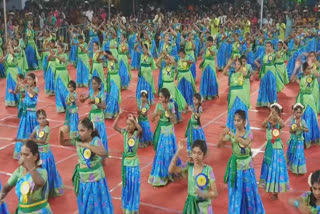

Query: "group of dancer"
(0, 4), (320, 214)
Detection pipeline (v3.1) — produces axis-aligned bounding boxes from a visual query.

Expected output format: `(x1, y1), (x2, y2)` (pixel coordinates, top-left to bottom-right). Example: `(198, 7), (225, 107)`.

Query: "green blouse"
(154, 102), (175, 122)
(55, 53), (67, 68)
(183, 162), (215, 205)
(8, 166), (49, 204)
(162, 65), (175, 82)
(178, 56), (192, 71)
(71, 136), (105, 182)
(121, 129), (139, 167)
(226, 131), (253, 170)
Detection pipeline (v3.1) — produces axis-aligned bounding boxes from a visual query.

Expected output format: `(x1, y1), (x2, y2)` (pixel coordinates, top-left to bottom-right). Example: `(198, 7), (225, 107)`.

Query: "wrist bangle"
(294, 200), (300, 208)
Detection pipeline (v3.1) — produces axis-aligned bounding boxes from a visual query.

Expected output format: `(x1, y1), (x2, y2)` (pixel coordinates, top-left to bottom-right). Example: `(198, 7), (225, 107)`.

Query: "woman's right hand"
(21, 157), (36, 172)
(223, 127), (230, 136)
(298, 203), (312, 214)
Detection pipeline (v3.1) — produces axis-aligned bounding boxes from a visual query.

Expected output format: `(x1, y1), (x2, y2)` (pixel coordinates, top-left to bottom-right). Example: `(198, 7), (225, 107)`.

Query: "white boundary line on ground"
(56, 154), (78, 165)
(0, 123), (18, 128)
(0, 115), (16, 121)
(0, 171), (13, 176)
(0, 142), (15, 150)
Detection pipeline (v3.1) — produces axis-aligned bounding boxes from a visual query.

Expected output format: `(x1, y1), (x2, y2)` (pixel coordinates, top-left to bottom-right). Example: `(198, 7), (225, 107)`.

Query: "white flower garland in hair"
(293, 103), (304, 110)
(270, 103), (283, 110)
(308, 173), (313, 187)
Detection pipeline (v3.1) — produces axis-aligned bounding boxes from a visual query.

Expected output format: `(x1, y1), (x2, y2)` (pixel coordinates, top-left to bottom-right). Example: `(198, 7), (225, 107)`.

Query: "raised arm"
(168, 141), (185, 174)
(112, 113), (122, 133)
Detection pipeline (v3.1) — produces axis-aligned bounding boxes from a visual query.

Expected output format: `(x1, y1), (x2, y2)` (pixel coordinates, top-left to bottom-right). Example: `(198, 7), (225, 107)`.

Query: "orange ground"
(0, 62), (319, 214)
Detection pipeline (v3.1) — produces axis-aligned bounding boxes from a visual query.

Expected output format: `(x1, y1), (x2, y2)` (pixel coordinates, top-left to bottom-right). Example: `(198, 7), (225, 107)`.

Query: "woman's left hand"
(195, 188), (207, 199)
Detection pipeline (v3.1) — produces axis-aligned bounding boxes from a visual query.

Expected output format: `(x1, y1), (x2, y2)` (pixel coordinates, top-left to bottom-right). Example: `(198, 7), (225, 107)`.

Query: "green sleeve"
(44, 126), (50, 134)
(151, 58), (157, 70)
(37, 168), (48, 182)
(302, 119), (307, 129)
(100, 93), (106, 103)
(207, 165), (216, 184)
(120, 129), (126, 135)
(8, 167), (21, 187)
(70, 136), (80, 146)
(154, 103), (160, 114)
(92, 136), (103, 147)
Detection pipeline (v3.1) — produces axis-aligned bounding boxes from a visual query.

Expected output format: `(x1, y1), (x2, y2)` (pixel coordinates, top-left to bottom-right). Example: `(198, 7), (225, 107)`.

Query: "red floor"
(0, 62), (319, 214)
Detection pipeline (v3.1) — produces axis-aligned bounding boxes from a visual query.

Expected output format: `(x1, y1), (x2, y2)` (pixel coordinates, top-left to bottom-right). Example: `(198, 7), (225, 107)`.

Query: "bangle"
(294, 200), (300, 208)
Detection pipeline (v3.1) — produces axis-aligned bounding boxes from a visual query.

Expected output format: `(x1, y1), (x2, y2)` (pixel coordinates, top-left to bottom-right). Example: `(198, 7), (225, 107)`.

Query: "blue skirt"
(69, 45), (78, 63)
(227, 97), (251, 132)
(157, 61), (166, 94)
(186, 125), (206, 155)
(178, 78), (194, 106)
(139, 119), (153, 146)
(95, 122), (108, 152)
(217, 43), (227, 69)
(286, 138), (307, 174)
(259, 149), (290, 193)
(14, 111), (38, 159)
(77, 177), (114, 214)
(254, 46), (265, 62)
(25, 44), (39, 69)
(45, 67), (55, 95)
(195, 40), (200, 59)
(55, 77), (68, 113)
(306, 38), (316, 53)
(256, 71), (277, 107)
(43, 56), (48, 77)
(151, 40), (158, 58)
(172, 99), (182, 123)
(158, 68), (163, 95)
(76, 59), (89, 87)
(228, 168), (265, 214)
(247, 52), (255, 70)
(191, 62), (197, 79)
(200, 66), (218, 99)
(5, 72), (19, 106)
(40, 148), (64, 197)
(130, 50), (140, 69)
(104, 80), (119, 119)
(303, 105), (320, 148)
(0, 63), (5, 78)
(122, 166), (141, 213)
(0, 180), (9, 214)
(136, 76), (154, 104)
(119, 60), (130, 89)
(148, 125), (182, 186)
(170, 46), (178, 61)
(65, 111), (79, 138)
